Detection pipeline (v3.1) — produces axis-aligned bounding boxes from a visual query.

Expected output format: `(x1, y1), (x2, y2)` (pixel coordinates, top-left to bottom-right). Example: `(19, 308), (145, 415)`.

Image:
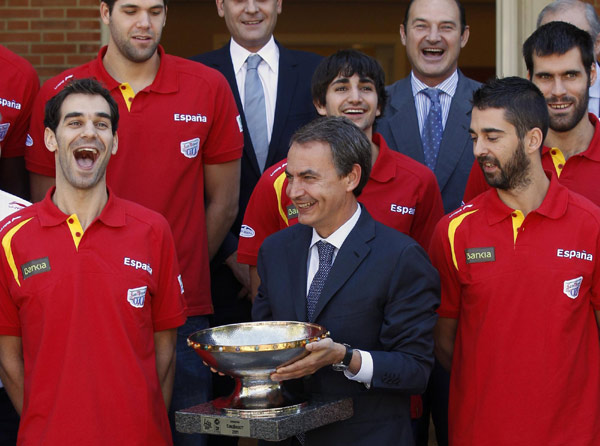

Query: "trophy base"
(176, 397), (353, 440)
(222, 402), (307, 419)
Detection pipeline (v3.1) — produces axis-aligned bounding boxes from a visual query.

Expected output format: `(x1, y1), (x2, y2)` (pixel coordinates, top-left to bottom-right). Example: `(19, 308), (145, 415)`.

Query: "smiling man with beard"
(464, 22), (600, 208)
(0, 78), (186, 446)
(431, 77), (600, 446)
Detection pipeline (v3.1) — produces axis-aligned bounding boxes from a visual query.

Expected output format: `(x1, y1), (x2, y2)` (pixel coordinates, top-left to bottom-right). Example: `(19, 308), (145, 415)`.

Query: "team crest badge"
(0, 123), (9, 142)
(563, 276), (583, 299)
(180, 138), (200, 158)
(127, 286), (147, 308)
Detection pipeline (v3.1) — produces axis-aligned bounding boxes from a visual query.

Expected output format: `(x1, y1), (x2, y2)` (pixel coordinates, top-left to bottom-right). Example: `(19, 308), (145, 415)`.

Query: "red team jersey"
(0, 45), (39, 158)
(430, 176), (600, 446)
(0, 189), (186, 445)
(463, 113), (600, 207)
(26, 46), (243, 316)
(238, 133), (443, 265)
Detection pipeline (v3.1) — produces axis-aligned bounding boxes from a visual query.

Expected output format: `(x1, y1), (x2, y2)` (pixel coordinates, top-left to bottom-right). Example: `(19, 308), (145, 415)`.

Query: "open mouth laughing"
(73, 147), (99, 170)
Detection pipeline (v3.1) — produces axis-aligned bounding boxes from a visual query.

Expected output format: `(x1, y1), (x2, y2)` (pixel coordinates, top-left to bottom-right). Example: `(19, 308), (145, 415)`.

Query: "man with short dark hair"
(431, 76), (600, 446)
(464, 22), (600, 207)
(253, 116), (440, 445)
(537, 0), (600, 117)
(238, 50), (443, 299)
(25, 3), (244, 444)
(0, 78), (186, 446)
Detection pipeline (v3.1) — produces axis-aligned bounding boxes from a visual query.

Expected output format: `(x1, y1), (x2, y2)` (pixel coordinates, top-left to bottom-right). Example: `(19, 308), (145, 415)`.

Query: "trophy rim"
(187, 321), (329, 353)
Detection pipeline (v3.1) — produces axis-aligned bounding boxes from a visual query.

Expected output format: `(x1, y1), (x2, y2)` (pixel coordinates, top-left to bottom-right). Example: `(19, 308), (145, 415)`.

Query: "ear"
(590, 61), (597, 87)
(460, 25), (470, 48)
(313, 100), (327, 117)
(400, 24), (407, 46)
(100, 2), (111, 26)
(525, 127), (544, 156)
(162, 5), (168, 27)
(44, 128), (58, 153)
(345, 164), (361, 193)
(277, 0), (283, 14)
(216, 0), (225, 18)
(111, 132), (119, 155)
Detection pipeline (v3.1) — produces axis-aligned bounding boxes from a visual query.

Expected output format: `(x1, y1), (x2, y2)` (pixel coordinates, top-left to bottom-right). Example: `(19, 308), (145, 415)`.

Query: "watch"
(332, 343), (353, 371)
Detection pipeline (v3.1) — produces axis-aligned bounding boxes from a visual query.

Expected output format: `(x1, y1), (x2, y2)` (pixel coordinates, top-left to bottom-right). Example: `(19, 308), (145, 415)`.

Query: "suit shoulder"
(385, 76), (410, 95)
(190, 46), (227, 65)
(459, 74), (482, 92)
(285, 48), (322, 64)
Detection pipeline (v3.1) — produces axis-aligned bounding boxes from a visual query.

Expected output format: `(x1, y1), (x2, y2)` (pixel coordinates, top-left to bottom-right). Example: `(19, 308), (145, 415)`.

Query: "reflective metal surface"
(188, 321), (329, 413)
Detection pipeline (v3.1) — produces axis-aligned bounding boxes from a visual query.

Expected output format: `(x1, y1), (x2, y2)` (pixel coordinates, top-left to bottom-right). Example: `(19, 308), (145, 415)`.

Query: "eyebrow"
(63, 112), (112, 121)
(285, 168), (319, 177)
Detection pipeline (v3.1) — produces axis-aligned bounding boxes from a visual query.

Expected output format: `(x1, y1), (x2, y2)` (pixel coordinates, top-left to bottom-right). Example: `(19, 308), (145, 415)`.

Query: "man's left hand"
(270, 338), (344, 381)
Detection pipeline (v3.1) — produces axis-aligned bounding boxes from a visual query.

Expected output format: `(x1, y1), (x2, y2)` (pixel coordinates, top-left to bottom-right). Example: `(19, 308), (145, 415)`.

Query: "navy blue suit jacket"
(192, 41), (322, 232)
(253, 207), (439, 445)
(376, 71), (480, 213)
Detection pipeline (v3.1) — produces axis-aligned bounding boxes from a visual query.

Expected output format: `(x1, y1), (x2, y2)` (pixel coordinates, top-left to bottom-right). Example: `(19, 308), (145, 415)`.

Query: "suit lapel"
(434, 72), (473, 190)
(286, 226), (311, 322)
(387, 78), (424, 163)
(268, 42), (297, 167)
(311, 211), (374, 322)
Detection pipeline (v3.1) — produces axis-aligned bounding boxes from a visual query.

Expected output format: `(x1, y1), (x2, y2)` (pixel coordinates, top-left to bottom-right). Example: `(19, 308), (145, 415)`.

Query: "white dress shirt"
(411, 70), (459, 134)
(229, 36), (279, 143)
(306, 204), (374, 386)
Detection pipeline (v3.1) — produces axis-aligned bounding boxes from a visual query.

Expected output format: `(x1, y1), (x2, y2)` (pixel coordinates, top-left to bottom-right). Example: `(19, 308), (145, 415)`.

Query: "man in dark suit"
(376, 0), (479, 214)
(192, 1), (321, 306)
(375, 1), (478, 443)
(253, 117), (439, 446)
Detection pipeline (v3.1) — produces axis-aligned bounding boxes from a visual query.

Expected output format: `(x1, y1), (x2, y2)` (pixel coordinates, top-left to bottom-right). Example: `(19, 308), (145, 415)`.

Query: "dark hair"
(537, 0), (600, 41)
(102, 0), (168, 14)
(523, 21), (595, 78)
(472, 77), (549, 145)
(44, 77), (119, 134)
(290, 116), (372, 197)
(311, 49), (387, 116)
(403, 0), (467, 34)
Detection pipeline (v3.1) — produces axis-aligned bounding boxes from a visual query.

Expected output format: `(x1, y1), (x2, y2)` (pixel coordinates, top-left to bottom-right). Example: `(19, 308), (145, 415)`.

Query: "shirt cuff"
(344, 349), (372, 388)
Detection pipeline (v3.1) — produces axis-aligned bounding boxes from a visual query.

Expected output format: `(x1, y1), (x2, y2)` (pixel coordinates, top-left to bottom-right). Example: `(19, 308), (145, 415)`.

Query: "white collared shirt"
(411, 70), (459, 134)
(589, 61), (600, 118)
(229, 36), (279, 142)
(306, 204), (373, 386)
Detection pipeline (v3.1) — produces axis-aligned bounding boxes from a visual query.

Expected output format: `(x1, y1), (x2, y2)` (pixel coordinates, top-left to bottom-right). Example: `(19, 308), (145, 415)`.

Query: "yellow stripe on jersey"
(548, 147), (566, 178)
(66, 214), (84, 250)
(118, 83), (136, 112)
(448, 210), (478, 270)
(511, 210), (525, 244)
(2, 218), (33, 287)
(273, 171), (289, 226)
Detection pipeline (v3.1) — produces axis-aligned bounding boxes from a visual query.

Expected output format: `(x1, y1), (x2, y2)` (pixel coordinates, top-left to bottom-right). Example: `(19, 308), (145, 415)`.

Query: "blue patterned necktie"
(244, 54), (269, 172)
(421, 88), (443, 171)
(306, 241), (335, 322)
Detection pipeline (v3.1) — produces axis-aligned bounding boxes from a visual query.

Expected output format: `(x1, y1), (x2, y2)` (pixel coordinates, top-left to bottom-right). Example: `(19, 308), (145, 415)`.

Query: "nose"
(348, 86), (362, 103)
(136, 11), (151, 29)
(80, 120), (98, 139)
(426, 25), (441, 42)
(472, 137), (486, 159)
(245, 0), (259, 13)
(551, 78), (567, 98)
(286, 177), (303, 201)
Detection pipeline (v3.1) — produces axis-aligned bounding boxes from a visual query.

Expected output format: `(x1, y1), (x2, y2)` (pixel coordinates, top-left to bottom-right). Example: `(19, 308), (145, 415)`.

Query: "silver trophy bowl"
(188, 321), (329, 417)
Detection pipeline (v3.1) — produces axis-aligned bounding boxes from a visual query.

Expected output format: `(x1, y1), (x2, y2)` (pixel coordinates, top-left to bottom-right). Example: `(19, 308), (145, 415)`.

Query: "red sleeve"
(25, 80), (57, 177)
(237, 169), (288, 266)
(1, 61), (39, 159)
(428, 218), (461, 319)
(410, 170), (444, 250)
(151, 215), (187, 331)
(202, 72), (243, 165)
(0, 220), (23, 336)
(462, 160), (491, 203)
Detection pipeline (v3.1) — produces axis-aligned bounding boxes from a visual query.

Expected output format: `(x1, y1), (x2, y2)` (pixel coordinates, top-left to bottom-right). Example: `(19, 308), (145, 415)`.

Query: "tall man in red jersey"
(431, 77), (600, 446)
(239, 50), (444, 297)
(464, 22), (600, 206)
(24, 2), (243, 444)
(0, 78), (186, 445)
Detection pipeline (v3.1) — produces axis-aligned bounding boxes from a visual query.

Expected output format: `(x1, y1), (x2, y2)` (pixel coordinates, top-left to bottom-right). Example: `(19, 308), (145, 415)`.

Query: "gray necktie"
(244, 54), (269, 172)
(421, 88), (443, 171)
(306, 241), (335, 322)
